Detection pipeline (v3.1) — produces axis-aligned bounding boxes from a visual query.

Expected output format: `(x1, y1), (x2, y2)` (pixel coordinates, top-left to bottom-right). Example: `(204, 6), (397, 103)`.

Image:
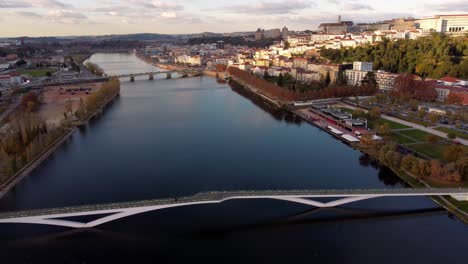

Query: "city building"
(217, 41), (225, 49)
(353, 62), (373, 72)
(264, 28), (281, 39)
(319, 16), (354, 34)
(417, 14), (468, 35)
(375, 71), (399, 91)
(435, 85), (468, 105)
(293, 57), (308, 69)
(389, 18), (418, 31)
(282, 27), (289, 39)
(255, 28), (264, 41)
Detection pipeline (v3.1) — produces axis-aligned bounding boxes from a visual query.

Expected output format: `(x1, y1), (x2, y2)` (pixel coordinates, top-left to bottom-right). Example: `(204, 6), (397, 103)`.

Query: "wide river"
(0, 53), (466, 263)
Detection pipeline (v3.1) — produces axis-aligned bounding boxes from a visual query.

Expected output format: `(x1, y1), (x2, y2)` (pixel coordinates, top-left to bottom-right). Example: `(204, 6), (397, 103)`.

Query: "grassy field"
(409, 143), (451, 160)
(18, 68), (58, 77)
(369, 118), (411, 130)
(398, 129), (443, 142)
(390, 132), (419, 144)
(436, 127), (468, 140)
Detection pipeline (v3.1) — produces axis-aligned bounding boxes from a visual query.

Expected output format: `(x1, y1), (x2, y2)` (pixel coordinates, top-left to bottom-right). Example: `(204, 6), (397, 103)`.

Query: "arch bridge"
(0, 188), (466, 229)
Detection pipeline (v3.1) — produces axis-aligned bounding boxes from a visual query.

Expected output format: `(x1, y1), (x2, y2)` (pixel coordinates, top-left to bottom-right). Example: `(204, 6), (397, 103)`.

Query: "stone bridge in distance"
(0, 189), (466, 229)
(113, 68), (202, 82)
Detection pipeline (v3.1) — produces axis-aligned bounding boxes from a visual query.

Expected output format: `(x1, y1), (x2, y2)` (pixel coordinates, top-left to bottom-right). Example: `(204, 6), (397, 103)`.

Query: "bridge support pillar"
(130, 75), (135, 82)
(149, 73), (154, 80)
(166, 72), (172, 79)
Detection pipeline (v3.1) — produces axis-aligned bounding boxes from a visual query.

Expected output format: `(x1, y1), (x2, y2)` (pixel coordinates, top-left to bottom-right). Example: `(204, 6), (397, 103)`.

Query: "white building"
(353, 61), (373, 72)
(346, 70), (368, 86)
(417, 14), (468, 35)
(375, 71), (399, 91)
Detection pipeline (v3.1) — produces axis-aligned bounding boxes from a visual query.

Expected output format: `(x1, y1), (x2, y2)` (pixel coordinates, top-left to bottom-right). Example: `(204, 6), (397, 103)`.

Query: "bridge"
(0, 189), (466, 229)
(113, 69), (202, 82)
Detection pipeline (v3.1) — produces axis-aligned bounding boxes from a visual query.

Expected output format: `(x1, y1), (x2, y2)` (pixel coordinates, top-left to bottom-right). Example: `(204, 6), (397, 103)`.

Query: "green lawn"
(369, 118), (411, 130)
(408, 143), (451, 160)
(18, 68), (57, 77)
(390, 132), (419, 144)
(398, 129), (443, 142)
(436, 127), (468, 140)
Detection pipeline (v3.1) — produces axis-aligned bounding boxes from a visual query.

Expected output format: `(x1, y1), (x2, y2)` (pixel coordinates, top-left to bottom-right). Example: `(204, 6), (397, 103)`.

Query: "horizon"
(0, 0), (467, 38)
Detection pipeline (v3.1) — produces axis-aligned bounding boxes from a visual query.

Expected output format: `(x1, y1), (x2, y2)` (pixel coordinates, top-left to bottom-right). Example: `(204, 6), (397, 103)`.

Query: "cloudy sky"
(0, 0), (466, 37)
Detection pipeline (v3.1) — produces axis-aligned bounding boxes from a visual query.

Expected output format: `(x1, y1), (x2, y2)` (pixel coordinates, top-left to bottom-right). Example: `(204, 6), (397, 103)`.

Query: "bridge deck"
(0, 189), (466, 220)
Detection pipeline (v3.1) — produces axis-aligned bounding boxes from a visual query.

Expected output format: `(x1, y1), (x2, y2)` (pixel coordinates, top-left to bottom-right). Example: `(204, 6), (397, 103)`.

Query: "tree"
(263, 70), (270, 80)
(418, 108), (426, 118)
(430, 160), (443, 178)
(369, 107), (381, 120)
(447, 132), (457, 140)
(443, 145), (467, 162)
(324, 71), (331, 87)
(446, 93), (463, 105)
(376, 123), (391, 136)
(425, 134), (439, 144)
(21, 92), (39, 112)
(427, 113), (439, 123)
(277, 73), (284, 87)
(284, 41), (290, 50)
(362, 71), (378, 89)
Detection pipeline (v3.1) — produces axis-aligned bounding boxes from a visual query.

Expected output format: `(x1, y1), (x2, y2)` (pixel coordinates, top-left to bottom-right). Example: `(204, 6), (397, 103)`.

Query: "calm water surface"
(0, 53), (466, 263)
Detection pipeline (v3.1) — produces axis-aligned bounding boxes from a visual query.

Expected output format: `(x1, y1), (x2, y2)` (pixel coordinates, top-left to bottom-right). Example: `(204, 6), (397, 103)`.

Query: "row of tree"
(320, 33), (468, 79)
(75, 77), (121, 120)
(228, 67), (379, 102)
(378, 143), (467, 183)
(0, 113), (65, 179)
(84, 62), (104, 77)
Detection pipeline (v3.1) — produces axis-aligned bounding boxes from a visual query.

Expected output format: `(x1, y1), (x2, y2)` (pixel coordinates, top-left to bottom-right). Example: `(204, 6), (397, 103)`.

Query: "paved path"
(337, 103), (468, 146)
(382, 114), (468, 146)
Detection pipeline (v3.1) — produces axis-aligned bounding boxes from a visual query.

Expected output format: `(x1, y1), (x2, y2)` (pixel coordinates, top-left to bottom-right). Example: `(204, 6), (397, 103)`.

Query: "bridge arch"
(0, 189), (465, 229)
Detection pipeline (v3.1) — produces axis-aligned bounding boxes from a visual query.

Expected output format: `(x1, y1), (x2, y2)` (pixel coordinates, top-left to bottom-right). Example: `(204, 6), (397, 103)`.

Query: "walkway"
(0, 189), (466, 228)
(337, 103), (468, 146)
(381, 114), (468, 146)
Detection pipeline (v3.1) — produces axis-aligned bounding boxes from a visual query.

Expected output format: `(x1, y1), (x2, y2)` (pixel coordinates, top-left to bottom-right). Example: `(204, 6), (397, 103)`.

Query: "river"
(0, 53), (466, 263)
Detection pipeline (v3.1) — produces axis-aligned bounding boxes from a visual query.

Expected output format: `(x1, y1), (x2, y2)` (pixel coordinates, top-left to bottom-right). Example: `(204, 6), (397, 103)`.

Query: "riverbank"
(229, 77), (468, 224)
(0, 128), (76, 199)
(135, 53), (187, 71)
(0, 80), (120, 199)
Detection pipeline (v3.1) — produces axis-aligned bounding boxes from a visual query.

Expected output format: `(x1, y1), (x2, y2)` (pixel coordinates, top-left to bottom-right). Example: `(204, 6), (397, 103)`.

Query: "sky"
(0, 0), (467, 37)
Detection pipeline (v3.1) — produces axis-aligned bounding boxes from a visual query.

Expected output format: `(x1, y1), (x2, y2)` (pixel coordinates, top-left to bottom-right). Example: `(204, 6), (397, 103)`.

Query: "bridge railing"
(0, 189), (467, 220)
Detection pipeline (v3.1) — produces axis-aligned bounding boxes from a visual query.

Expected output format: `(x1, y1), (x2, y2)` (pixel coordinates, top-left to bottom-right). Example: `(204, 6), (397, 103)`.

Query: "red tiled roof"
(440, 76), (459, 83)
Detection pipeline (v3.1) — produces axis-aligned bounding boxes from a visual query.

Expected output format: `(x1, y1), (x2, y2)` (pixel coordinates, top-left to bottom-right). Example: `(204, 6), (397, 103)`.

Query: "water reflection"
(229, 82), (302, 125)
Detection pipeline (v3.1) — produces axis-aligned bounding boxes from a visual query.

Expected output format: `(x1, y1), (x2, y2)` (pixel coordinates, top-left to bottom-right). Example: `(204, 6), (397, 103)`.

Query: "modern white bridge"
(0, 189), (466, 229)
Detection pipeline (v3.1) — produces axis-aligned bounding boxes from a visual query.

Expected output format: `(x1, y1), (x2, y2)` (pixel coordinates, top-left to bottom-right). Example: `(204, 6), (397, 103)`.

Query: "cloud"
(343, 3), (374, 11)
(220, 0), (313, 15)
(161, 12), (177, 18)
(425, 1), (468, 12)
(46, 9), (87, 20)
(124, 0), (184, 11)
(0, 0), (32, 8)
(13, 10), (43, 18)
(0, 0), (72, 9)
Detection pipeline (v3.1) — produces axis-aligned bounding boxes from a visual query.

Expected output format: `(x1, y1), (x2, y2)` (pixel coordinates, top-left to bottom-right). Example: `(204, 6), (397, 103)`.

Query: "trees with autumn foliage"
(445, 93), (464, 105)
(78, 77), (120, 120)
(391, 74), (436, 102)
(0, 113), (65, 180)
(228, 67), (379, 102)
(21, 92), (39, 112)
